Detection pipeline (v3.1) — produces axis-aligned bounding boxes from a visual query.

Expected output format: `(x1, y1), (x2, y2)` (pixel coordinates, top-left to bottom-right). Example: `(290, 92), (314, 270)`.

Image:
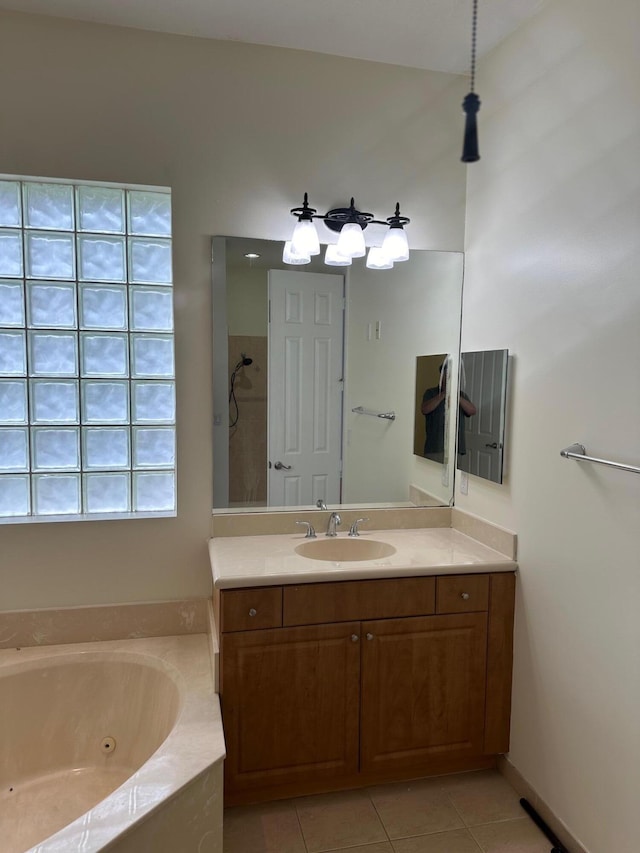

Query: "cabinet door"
(222, 622), (361, 796)
(360, 613), (487, 774)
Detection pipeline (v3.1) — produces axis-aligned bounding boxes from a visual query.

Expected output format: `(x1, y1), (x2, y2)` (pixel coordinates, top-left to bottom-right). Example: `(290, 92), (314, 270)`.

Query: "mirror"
(457, 349), (509, 484)
(413, 353), (454, 464)
(212, 236), (464, 512)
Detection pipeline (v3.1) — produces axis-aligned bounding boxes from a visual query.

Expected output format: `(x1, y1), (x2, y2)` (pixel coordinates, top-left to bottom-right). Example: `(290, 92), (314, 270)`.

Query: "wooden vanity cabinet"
(221, 622), (361, 795)
(218, 572), (515, 804)
(360, 611), (488, 774)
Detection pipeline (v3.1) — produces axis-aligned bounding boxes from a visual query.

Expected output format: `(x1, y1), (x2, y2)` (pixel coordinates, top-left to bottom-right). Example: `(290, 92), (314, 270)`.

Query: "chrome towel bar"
(352, 406), (396, 421)
(560, 443), (640, 475)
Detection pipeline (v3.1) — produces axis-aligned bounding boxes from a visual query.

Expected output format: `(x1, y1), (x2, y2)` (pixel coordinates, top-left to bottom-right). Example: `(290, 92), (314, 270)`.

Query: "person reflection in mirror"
(421, 363), (476, 462)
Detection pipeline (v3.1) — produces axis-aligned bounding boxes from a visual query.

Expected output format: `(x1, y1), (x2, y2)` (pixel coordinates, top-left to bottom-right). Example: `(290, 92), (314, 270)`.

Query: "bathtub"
(0, 634), (225, 853)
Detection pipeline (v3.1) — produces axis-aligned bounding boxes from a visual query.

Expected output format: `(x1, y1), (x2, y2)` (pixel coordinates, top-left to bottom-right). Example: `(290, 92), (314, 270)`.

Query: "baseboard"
(225, 756), (496, 807)
(497, 756), (589, 853)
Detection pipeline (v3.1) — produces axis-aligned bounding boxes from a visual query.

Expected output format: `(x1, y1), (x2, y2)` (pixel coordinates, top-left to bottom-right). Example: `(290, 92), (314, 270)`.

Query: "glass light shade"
(336, 223), (366, 259)
(381, 226), (409, 262)
(366, 247), (394, 270)
(324, 244), (352, 266)
(290, 219), (320, 257)
(282, 240), (310, 265)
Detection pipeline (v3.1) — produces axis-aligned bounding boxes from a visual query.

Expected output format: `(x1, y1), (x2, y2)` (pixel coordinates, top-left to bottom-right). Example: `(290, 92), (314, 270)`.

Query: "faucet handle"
(316, 499), (328, 510)
(295, 520), (316, 539)
(348, 517), (370, 537)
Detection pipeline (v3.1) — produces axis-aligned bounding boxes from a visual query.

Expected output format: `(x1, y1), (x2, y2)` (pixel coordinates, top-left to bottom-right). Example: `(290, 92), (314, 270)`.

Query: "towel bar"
(560, 443), (640, 475)
(352, 406), (396, 421)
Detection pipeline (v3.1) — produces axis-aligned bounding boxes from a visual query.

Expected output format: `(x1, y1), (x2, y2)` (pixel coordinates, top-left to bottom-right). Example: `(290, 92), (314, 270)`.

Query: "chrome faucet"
(295, 520), (316, 539)
(348, 517), (369, 537)
(316, 499), (328, 510)
(326, 512), (341, 537)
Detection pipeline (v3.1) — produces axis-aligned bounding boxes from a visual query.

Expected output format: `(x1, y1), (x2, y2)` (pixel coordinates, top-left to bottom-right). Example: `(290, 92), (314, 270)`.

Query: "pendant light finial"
(461, 92), (481, 163)
(461, 0), (481, 163)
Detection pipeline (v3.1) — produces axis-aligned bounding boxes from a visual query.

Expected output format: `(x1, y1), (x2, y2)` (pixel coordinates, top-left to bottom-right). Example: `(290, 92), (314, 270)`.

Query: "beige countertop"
(209, 527), (517, 589)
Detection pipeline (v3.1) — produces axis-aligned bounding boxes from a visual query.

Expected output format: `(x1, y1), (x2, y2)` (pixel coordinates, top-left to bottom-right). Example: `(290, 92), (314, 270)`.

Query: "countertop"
(209, 527), (517, 589)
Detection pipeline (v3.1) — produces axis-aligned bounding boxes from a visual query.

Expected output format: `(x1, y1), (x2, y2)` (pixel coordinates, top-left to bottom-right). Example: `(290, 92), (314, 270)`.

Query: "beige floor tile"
(368, 777), (465, 839)
(295, 789), (388, 852)
(439, 770), (524, 826)
(392, 828), (482, 852)
(331, 845), (394, 853)
(470, 818), (551, 852)
(223, 800), (307, 853)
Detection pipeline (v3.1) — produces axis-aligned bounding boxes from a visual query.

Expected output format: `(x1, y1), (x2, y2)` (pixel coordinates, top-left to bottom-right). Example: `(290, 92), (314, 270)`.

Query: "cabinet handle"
(366, 633), (374, 641)
(248, 608), (257, 616)
(460, 593), (470, 600)
(351, 634), (359, 643)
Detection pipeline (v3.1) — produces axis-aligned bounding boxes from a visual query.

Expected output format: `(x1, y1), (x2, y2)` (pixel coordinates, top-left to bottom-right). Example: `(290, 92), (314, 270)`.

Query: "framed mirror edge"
(212, 498), (453, 517)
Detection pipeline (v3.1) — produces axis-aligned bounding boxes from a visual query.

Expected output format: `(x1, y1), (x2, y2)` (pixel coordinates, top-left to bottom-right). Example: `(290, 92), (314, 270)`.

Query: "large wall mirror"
(212, 236), (464, 512)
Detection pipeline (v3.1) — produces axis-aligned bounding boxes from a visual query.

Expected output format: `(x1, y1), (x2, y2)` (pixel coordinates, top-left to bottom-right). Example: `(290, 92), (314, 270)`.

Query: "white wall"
(0, 11), (467, 611)
(345, 252), (463, 504)
(460, 1), (640, 850)
(226, 267), (268, 337)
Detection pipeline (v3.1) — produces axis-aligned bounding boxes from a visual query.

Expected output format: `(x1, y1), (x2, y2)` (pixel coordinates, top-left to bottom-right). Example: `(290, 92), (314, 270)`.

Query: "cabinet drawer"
(436, 574), (489, 613)
(221, 587), (283, 632)
(283, 577), (436, 626)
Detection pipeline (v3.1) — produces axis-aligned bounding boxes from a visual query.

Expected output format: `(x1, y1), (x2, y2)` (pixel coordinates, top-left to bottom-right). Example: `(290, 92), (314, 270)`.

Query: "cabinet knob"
(248, 608), (257, 617)
(460, 592), (470, 600)
(351, 634), (359, 643)
(366, 633), (374, 641)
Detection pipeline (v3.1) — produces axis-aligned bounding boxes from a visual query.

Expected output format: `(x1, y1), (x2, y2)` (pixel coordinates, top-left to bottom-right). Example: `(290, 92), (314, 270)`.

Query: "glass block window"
(0, 177), (175, 519)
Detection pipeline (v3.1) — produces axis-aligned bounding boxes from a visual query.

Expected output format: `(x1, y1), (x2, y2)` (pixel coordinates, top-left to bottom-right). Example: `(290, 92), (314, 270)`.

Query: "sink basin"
(295, 538), (397, 562)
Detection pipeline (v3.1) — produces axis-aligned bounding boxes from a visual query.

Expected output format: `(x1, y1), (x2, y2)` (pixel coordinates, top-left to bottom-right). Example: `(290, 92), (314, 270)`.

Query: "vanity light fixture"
(461, 0), (481, 162)
(285, 194), (410, 270)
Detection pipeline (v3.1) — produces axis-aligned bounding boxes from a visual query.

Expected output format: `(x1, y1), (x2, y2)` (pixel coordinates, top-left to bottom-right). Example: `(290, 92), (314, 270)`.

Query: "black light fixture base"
(323, 207), (373, 233)
(323, 198), (375, 232)
(287, 194), (410, 248)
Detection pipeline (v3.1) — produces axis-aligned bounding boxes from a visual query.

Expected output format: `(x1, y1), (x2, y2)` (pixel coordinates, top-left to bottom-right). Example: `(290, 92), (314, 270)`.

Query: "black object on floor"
(520, 797), (569, 853)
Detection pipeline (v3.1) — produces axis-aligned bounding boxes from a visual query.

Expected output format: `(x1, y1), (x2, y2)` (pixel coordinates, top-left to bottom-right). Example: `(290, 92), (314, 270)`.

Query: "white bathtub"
(0, 634), (225, 853)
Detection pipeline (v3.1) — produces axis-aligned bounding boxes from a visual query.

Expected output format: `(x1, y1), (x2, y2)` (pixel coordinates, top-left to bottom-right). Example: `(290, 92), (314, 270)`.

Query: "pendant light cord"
(461, 0), (481, 162)
(470, 0), (478, 93)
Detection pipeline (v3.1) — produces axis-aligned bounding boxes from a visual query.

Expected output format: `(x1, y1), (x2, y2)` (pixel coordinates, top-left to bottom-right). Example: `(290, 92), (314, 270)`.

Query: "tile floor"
(223, 769), (552, 853)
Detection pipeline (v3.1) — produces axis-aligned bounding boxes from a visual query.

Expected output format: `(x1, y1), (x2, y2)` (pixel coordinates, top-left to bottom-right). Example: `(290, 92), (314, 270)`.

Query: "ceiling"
(0, 0), (547, 74)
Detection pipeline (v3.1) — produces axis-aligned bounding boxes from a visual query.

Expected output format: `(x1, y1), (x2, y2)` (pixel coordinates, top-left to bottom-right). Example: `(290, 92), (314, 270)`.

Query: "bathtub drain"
(100, 737), (116, 754)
